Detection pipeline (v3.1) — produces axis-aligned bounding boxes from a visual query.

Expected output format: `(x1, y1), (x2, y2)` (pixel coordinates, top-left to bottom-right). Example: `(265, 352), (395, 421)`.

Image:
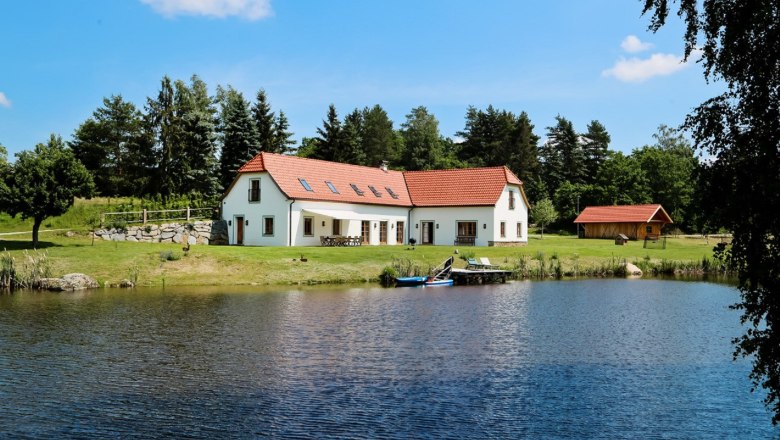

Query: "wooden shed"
(573, 204), (673, 240)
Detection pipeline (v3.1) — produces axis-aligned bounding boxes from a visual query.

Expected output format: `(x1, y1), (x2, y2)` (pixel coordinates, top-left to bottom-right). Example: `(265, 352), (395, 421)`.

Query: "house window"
(457, 221), (477, 237)
(517, 222), (522, 238)
(332, 219), (341, 236)
(248, 179), (260, 202)
(500, 222), (506, 238)
(368, 185), (382, 197)
(646, 225), (653, 233)
(304, 217), (314, 236)
(325, 181), (339, 194)
(396, 221), (404, 244)
(386, 187), (399, 199)
(509, 190), (515, 210)
(299, 178), (313, 192)
(350, 184), (365, 196)
(361, 220), (370, 243)
(263, 216), (274, 236)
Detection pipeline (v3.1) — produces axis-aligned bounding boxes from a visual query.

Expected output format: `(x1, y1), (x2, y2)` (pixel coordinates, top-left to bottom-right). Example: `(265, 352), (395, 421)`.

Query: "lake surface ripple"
(0, 280), (775, 438)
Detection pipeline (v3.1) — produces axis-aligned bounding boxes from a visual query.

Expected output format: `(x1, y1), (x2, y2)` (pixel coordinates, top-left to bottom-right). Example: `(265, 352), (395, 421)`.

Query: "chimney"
(380, 161), (388, 172)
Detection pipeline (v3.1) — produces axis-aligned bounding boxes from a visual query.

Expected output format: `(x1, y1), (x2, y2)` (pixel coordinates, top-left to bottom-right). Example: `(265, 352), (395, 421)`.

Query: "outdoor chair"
(466, 258), (483, 270)
(479, 257), (499, 269)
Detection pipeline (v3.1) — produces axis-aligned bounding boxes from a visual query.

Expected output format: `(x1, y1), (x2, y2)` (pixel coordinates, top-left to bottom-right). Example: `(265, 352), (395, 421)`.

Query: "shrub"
(159, 250), (181, 262)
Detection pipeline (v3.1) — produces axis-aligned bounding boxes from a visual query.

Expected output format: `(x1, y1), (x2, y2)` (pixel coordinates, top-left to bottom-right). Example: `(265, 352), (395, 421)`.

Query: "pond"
(0, 280), (775, 438)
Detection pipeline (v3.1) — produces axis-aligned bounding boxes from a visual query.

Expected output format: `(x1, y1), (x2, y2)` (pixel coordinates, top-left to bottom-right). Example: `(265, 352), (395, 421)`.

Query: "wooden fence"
(101, 207), (218, 227)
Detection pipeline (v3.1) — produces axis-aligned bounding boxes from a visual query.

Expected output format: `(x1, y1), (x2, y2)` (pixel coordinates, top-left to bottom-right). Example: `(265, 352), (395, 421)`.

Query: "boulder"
(625, 262), (643, 277)
(39, 273), (99, 291)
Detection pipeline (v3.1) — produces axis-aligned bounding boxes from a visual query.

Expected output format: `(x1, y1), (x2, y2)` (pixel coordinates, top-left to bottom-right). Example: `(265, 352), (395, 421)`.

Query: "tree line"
(1, 73), (705, 246)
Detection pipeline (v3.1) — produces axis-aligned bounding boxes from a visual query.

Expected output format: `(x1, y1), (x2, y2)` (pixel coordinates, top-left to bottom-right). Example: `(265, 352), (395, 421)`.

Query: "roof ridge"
(258, 151), (403, 174)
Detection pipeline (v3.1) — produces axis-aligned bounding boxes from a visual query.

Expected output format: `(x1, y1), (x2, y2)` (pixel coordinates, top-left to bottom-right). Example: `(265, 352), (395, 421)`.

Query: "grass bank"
(0, 231), (727, 288)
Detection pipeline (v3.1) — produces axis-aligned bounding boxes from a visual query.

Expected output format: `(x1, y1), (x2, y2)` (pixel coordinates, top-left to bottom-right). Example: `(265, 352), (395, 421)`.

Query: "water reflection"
(0, 280), (775, 438)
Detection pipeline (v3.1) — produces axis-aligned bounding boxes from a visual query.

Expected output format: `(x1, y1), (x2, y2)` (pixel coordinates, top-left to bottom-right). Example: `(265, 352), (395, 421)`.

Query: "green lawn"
(0, 231), (722, 287)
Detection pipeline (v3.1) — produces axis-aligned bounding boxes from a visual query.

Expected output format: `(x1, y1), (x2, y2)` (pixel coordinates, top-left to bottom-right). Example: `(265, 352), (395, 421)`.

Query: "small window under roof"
(325, 181), (339, 194)
(368, 185), (382, 197)
(298, 178), (313, 192)
(350, 183), (365, 196)
(385, 186), (399, 199)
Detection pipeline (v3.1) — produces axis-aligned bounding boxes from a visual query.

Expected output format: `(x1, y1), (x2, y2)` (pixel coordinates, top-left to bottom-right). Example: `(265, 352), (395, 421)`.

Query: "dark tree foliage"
(272, 110), (297, 155)
(217, 86), (260, 191)
(0, 145), (10, 204)
(593, 151), (651, 206)
(633, 125), (697, 230)
(70, 95), (154, 196)
(339, 108), (366, 165)
(400, 106), (444, 171)
(174, 76), (220, 196)
(456, 106), (540, 185)
(252, 89), (277, 153)
(541, 116), (586, 191)
(3, 135), (94, 248)
(311, 104), (343, 162)
(145, 76), (179, 200)
(361, 105), (402, 167)
(642, 0), (780, 422)
(582, 120), (611, 179)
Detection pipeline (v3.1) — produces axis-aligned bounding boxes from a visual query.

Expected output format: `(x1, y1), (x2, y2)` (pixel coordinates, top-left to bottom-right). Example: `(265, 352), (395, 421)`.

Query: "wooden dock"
(451, 268), (513, 285)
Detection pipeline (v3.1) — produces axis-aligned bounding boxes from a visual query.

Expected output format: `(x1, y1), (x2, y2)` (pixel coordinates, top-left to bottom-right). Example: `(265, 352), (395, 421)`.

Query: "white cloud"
(141, 0), (273, 20)
(602, 51), (701, 83)
(621, 35), (653, 53)
(0, 92), (10, 108)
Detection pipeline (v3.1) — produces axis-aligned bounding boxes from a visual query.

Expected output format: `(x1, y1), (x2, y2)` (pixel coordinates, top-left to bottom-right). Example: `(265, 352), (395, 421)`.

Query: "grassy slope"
(0, 232), (720, 287)
(0, 197), (132, 233)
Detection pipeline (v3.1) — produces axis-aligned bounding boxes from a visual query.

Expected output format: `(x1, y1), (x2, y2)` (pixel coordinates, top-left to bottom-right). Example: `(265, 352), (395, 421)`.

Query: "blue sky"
(0, 0), (721, 159)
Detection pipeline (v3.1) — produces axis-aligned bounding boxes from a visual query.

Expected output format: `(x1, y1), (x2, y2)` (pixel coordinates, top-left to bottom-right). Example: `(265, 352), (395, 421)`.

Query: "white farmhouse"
(221, 152), (529, 247)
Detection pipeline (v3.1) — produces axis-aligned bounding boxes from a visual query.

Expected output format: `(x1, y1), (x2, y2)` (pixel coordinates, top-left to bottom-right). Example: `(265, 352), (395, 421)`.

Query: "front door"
(235, 216), (244, 245)
(421, 221), (434, 245)
(379, 221), (388, 244)
(361, 221), (370, 244)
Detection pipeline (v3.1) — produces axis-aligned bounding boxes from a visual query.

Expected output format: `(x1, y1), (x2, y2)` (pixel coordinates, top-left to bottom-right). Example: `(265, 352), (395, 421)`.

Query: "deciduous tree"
(531, 197), (557, 239)
(642, 0), (780, 422)
(4, 135), (94, 248)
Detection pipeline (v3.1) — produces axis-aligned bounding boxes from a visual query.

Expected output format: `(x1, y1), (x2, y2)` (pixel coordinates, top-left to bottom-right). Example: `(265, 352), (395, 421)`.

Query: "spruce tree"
(312, 104), (343, 162)
(339, 108), (366, 165)
(146, 76), (179, 200)
(361, 104), (401, 167)
(217, 86), (260, 191)
(272, 110), (297, 155)
(401, 106), (443, 171)
(176, 75), (220, 196)
(252, 89), (276, 153)
(582, 120), (611, 180)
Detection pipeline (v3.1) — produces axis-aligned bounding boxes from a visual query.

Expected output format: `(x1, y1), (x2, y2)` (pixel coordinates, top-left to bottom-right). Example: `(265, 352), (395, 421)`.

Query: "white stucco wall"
(492, 184), (529, 244)
(291, 201), (409, 246)
(221, 172), (290, 246)
(222, 173), (528, 247)
(410, 206), (495, 246)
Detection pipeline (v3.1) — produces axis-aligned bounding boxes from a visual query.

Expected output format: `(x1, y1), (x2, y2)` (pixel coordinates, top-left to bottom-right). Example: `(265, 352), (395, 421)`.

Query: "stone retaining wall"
(93, 220), (228, 245)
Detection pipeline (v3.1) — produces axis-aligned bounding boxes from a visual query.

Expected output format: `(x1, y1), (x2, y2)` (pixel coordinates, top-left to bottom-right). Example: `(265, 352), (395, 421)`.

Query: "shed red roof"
(233, 153), (526, 207)
(573, 204), (673, 224)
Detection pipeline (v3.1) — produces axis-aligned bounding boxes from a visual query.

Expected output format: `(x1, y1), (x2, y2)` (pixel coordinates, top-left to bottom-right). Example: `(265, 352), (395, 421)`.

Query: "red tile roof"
(404, 166), (522, 207)
(573, 204), (673, 224)
(234, 153), (527, 207)
(239, 153), (411, 206)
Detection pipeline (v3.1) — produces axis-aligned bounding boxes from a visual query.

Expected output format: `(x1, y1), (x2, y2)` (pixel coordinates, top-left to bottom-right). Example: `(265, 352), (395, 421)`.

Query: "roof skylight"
(350, 184), (365, 196)
(385, 187), (399, 199)
(368, 185), (382, 197)
(298, 178), (313, 192)
(325, 181), (339, 194)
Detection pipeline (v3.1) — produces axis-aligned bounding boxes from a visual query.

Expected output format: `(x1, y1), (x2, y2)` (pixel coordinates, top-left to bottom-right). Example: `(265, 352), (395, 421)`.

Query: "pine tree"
(542, 116), (586, 190)
(582, 120), (611, 181)
(339, 108), (366, 164)
(361, 105), (402, 167)
(252, 89), (276, 153)
(217, 86), (260, 191)
(146, 76), (179, 200)
(176, 75), (220, 196)
(272, 110), (297, 155)
(506, 111), (541, 184)
(70, 95), (154, 196)
(311, 104), (343, 162)
(401, 106), (443, 171)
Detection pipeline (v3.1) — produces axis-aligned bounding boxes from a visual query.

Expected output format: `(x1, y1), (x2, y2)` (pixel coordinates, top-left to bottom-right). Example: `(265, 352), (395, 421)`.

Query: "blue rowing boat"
(394, 276), (428, 287)
(424, 278), (454, 287)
